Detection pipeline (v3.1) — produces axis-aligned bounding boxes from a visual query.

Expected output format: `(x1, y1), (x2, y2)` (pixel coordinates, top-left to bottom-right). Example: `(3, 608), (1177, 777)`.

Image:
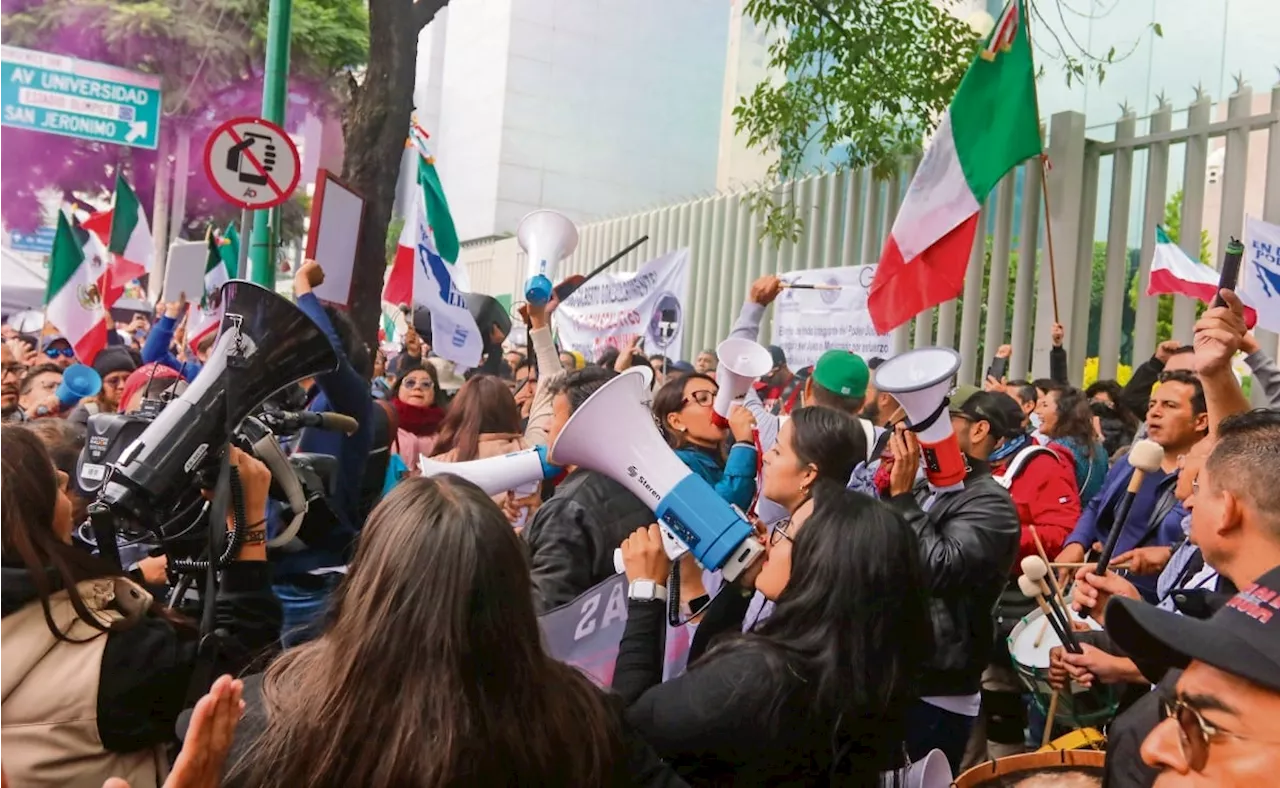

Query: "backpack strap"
(858, 417), (876, 463)
(993, 445), (1057, 490)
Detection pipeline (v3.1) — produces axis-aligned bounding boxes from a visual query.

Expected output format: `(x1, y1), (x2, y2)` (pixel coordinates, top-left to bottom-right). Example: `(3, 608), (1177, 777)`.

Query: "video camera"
(76, 281), (342, 571)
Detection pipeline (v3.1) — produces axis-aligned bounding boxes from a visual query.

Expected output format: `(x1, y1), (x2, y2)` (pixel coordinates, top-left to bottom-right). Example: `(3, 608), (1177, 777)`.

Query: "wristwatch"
(628, 579), (668, 602)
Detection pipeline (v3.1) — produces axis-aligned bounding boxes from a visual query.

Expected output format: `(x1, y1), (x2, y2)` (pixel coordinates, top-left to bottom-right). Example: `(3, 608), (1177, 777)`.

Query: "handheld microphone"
(1094, 439), (1165, 577)
(261, 410), (360, 435)
(1210, 238), (1243, 308)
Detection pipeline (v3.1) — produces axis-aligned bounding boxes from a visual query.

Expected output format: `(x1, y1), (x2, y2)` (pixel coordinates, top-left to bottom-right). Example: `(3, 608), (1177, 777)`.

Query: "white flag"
(1242, 217), (1280, 334)
(408, 193), (483, 370)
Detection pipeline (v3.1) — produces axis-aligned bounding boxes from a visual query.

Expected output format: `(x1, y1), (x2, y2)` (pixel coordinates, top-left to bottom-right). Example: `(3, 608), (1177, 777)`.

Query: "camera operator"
(274, 261), (374, 647)
(0, 426), (280, 788)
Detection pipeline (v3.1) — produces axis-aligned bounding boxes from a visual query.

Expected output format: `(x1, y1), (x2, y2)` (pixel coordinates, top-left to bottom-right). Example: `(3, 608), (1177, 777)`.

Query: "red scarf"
(391, 398), (446, 436)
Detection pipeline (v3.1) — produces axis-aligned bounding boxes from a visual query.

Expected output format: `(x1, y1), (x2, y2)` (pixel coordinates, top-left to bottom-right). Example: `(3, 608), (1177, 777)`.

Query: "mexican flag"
(867, 0), (1042, 334)
(383, 119), (463, 306)
(79, 208), (124, 308)
(1149, 226), (1258, 326)
(46, 211), (109, 364)
(186, 227), (234, 347)
(107, 174), (153, 282)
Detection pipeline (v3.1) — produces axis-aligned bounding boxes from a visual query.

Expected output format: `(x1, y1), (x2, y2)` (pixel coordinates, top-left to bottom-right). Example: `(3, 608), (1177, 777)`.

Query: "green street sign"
(1, 45), (161, 149)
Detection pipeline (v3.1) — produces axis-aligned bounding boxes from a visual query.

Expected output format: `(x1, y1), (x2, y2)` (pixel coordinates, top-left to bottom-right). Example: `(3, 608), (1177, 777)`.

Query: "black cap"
(952, 389), (1025, 441)
(767, 345), (787, 368)
(1107, 564), (1280, 693)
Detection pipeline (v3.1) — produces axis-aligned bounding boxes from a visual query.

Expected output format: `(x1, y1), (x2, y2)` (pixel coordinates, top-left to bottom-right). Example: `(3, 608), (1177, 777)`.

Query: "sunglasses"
(1160, 695), (1280, 771)
(682, 389), (716, 408)
(401, 378), (434, 391)
(44, 346), (75, 359)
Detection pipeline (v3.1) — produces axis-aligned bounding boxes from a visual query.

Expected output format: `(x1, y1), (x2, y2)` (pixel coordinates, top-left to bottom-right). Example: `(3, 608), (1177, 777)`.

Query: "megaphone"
(418, 445), (560, 495)
(712, 338), (772, 428)
(517, 210), (578, 306)
(57, 364), (102, 407)
(621, 363), (654, 406)
(94, 280), (340, 531)
(550, 371), (764, 580)
(871, 347), (966, 490)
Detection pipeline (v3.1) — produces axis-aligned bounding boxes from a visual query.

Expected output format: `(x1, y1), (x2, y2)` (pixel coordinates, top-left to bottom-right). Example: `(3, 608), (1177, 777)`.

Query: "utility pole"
(248, 0), (292, 287)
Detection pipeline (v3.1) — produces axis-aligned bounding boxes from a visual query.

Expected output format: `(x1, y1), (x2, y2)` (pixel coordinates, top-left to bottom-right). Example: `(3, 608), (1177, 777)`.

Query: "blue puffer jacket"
(673, 443), (757, 511)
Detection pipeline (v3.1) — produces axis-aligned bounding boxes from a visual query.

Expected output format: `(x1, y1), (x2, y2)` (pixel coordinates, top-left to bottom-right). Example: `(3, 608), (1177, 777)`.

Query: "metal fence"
(468, 82), (1279, 392)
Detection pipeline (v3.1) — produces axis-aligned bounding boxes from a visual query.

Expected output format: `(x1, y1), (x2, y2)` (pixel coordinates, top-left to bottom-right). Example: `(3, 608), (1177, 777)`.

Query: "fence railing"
(464, 82), (1279, 394)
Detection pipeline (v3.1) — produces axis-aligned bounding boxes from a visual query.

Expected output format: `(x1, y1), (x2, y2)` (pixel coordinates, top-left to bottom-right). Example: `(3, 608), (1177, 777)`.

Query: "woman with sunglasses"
(614, 484), (931, 784)
(39, 336), (77, 370)
(651, 373), (757, 510)
(388, 357), (446, 470)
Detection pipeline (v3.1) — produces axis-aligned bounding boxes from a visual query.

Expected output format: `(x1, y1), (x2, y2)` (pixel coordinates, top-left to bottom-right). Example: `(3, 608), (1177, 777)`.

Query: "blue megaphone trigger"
(524, 274), (553, 307)
(57, 364), (102, 409)
(653, 475), (756, 572)
(534, 444), (561, 479)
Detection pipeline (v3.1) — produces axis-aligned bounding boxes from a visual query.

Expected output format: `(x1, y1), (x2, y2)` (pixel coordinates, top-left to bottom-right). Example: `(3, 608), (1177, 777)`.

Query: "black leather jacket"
(884, 460), (1020, 697)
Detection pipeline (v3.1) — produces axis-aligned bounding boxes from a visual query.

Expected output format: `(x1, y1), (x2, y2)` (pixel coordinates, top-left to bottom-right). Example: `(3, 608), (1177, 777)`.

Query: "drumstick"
(1033, 616), (1051, 648)
(1023, 556), (1074, 642)
(1018, 575), (1081, 654)
(1042, 691), (1061, 749)
(779, 282), (842, 290)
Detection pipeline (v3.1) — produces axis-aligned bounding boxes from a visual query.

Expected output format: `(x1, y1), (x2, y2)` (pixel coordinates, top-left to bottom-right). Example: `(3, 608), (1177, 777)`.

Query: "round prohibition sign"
(203, 116), (301, 210)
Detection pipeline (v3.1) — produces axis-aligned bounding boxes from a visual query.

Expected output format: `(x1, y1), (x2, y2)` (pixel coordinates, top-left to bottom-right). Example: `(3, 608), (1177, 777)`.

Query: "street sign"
(8, 227), (55, 254)
(203, 116), (300, 210)
(0, 45), (161, 149)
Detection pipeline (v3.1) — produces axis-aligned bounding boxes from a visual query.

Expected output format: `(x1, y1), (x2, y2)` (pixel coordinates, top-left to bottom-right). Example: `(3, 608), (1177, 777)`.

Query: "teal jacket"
(674, 443), (758, 511)
(1050, 436), (1109, 506)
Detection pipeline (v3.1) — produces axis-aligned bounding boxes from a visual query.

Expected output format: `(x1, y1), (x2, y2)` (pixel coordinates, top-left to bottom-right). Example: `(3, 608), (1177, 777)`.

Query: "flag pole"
(1020, 2), (1061, 324)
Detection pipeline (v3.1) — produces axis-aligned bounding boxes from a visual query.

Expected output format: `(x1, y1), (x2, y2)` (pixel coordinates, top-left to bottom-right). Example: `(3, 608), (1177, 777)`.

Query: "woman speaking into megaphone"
(651, 374), (757, 511)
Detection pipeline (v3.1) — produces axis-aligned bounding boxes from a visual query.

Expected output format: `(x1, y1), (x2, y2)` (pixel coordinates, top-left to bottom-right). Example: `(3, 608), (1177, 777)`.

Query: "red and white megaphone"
(550, 370), (764, 579)
(417, 446), (560, 495)
(871, 347), (966, 490)
(711, 337), (772, 427)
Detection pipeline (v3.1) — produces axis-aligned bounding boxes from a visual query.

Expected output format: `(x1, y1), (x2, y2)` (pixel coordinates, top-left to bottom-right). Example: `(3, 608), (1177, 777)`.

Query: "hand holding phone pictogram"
(226, 132), (276, 186)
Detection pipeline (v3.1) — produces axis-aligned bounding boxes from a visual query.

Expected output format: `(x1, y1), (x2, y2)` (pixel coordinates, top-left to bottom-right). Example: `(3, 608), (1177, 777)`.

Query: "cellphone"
(1211, 238), (1244, 308)
(987, 356), (1008, 383)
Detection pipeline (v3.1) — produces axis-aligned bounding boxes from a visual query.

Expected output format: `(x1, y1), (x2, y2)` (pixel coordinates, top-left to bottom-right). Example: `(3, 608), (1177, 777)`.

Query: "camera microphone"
(262, 410), (359, 435)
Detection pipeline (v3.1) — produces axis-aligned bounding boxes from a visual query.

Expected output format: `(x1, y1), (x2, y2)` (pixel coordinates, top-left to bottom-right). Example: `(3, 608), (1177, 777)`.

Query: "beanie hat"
(811, 350), (870, 399)
(92, 347), (138, 379)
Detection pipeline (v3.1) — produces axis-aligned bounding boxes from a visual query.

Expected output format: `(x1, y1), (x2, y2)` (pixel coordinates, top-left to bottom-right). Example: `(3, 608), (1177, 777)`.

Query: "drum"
(953, 750), (1105, 787)
(1007, 607), (1119, 728)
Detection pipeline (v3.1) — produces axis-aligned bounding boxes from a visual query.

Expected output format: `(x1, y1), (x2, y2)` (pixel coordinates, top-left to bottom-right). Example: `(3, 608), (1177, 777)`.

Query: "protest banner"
(538, 572), (692, 686)
(771, 265), (892, 369)
(1243, 216), (1280, 334)
(553, 248), (691, 363)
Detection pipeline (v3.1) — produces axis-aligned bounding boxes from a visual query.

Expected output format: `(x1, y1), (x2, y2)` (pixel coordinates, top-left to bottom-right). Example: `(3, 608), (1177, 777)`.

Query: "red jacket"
(992, 444), (1081, 574)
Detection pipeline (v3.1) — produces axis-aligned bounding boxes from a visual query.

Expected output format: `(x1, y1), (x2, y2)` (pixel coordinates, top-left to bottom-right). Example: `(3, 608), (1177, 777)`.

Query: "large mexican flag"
(867, 0), (1042, 334)
(46, 211), (109, 363)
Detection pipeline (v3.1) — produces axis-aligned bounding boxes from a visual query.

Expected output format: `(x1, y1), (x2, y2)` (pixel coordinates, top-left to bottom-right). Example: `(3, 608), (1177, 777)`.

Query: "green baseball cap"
(811, 350), (870, 399)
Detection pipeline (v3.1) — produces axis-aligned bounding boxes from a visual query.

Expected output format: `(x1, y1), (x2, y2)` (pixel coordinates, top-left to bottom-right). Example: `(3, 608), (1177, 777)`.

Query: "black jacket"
(0, 562), (280, 752)
(884, 461), (1020, 697)
(1121, 355), (1164, 420)
(522, 469), (655, 614)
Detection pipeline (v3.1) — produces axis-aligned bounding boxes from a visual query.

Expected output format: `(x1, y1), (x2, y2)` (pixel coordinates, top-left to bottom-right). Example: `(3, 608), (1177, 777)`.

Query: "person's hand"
(6, 338), (37, 368)
(983, 374), (1004, 392)
(526, 289), (561, 330)
(1062, 644), (1138, 687)
(749, 275), (784, 306)
(678, 551), (708, 600)
(164, 296), (187, 319)
(620, 524), (671, 584)
(1155, 339), (1182, 364)
(727, 404), (756, 443)
(227, 448), (271, 528)
(1051, 323), (1065, 348)
(1240, 330), (1260, 356)
(1071, 567), (1141, 622)
(1048, 646), (1070, 691)
(129, 314), (150, 334)
(31, 394), (62, 417)
(1053, 543), (1086, 588)
(1193, 288), (1247, 376)
(996, 343), (1013, 359)
(887, 422), (921, 497)
(293, 259), (324, 296)
(1109, 545), (1172, 576)
(501, 490), (540, 527)
(138, 555), (169, 586)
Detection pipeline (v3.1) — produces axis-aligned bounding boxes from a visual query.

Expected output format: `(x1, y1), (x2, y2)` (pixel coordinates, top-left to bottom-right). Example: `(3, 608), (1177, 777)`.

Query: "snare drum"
(1007, 607), (1119, 727)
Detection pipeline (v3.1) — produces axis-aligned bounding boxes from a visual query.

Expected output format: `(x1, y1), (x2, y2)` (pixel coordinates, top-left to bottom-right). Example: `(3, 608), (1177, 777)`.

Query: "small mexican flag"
(46, 211), (109, 364)
(107, 174), (153, 281)
(1149, 226), (1258, 326)
(186, 227), (233, 347)
(868, 0), (1042, 334)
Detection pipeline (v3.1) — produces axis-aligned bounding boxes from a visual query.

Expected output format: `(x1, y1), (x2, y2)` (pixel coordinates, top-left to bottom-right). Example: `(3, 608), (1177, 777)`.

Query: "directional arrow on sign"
(124, 120), (148, 144)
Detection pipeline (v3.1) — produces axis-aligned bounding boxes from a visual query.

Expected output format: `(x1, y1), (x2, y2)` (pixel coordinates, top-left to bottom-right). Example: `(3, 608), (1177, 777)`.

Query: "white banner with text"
(770, 265), (892, 369)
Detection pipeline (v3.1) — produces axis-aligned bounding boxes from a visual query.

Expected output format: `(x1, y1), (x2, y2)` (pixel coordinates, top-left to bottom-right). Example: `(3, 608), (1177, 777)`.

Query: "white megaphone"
(551, 370), (764, 580)
(871, 347), (966, 491)
(621, 363), (654, 406)
(712, 337), (772, 427)
(517, 209), (578, 306)
(418, 445), (560, 495)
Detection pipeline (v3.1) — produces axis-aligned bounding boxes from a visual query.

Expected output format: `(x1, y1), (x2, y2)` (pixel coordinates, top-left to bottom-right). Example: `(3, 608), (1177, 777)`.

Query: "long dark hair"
(432, 375), (523, 461)
(0, 426), (136, 639)
(652, 372), (716, 449)
(236, 476), (625, 788)
(1045, 387), (1098, 458)
(712, 485), (930, 780)
(789, 406), (866, 486)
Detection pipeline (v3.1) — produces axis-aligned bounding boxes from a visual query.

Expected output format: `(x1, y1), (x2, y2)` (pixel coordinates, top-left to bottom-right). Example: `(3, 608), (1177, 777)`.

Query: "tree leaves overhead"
(732, 0), (977, 242)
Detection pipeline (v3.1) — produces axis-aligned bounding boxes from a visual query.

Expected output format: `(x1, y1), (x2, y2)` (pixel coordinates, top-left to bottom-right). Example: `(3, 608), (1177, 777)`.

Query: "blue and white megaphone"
(417, 445), (560, 495)
(517, 209), (578, 306)
(36, 363), (102, 415)
(550, 370), (764, 580)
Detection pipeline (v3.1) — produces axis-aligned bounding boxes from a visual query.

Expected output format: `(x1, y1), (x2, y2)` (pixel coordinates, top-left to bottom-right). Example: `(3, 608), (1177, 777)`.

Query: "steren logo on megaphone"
(626, 465), (661, 502)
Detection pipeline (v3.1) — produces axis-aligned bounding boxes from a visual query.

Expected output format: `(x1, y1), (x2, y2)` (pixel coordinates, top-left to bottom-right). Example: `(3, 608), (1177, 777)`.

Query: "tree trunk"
(341, 0), (449, 351)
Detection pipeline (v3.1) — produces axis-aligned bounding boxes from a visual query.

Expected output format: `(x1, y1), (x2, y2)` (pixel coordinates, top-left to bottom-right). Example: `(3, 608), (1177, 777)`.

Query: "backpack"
(992, 444), (1058, 490)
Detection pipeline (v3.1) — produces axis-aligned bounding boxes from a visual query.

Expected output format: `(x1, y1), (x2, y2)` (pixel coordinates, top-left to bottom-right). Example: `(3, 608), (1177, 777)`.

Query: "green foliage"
(733, 0), (976, 243)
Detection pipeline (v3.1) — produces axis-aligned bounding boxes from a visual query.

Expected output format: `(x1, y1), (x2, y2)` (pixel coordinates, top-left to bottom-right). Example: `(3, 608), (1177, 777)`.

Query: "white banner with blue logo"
(770, 264), (892, 370)
(1243, 217), (1280, 335)
(409, 193), (484, 369)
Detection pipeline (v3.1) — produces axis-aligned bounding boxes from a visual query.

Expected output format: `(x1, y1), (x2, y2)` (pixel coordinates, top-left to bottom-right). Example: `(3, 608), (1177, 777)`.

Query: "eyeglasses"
(43, 346), (74, 359)
(2, 362), (28, 378)
(768, 519), (793, 547)
(401, 378), (434, 391)
(682, 389), (715, 408)
(1160, 695), (1280, 771)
